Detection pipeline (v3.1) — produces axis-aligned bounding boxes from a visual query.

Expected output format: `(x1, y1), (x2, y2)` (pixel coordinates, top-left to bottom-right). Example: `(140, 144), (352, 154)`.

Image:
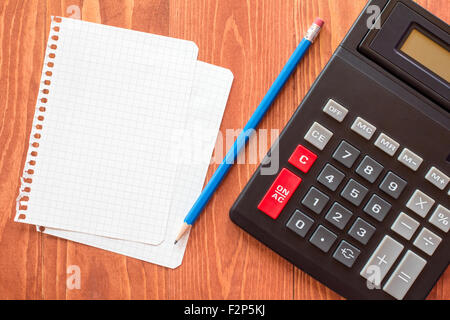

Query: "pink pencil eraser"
(314, 18), (324, 28)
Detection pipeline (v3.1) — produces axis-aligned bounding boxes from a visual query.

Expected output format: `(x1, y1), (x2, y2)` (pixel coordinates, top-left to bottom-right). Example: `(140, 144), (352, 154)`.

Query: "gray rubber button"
(340, 179), (368, 206)
(383, 250), (427, 300)
(425, 166), (449, 190)
(391, 212), (420, 240)
(428, 205), (450, 233)
(333, 241), (361, 268)
(397, 148), (423, 171)
(351, 117), (376, 140)
(317, 164), (345, 191)
(406, 189), (435, 218)
(304, 122), (333, 151)
(332, 141), (360, 168)
(302, 187), (330, 214)
(360, 235), (404, 283)
(363, 194), (392, 222)
(348, 217), (376, 245)
(374, 133), (400, 156)
(323, 99), (348, 122)
(356, 156), (384, 183)
(379, 172), (407, 199)
(309, 225), (337, 253)
(413, 228), (442, 256)
(286, 210), (315, 238)
(325, 202), (353, 230)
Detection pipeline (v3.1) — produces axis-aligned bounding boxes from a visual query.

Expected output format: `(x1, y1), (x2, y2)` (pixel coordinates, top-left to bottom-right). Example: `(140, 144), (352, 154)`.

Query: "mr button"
(257, 168), (302, 219)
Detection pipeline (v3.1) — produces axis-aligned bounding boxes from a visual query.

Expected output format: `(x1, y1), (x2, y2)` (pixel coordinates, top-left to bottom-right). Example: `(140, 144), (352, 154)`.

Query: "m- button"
(304, 122), (333, 151)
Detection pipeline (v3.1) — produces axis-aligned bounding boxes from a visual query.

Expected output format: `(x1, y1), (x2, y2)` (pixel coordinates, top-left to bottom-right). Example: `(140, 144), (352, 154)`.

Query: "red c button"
(288, 145), (317, 173)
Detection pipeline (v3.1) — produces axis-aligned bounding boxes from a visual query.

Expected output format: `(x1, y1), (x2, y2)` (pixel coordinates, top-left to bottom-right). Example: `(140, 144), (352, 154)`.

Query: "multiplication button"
(406, 189), (435, 218)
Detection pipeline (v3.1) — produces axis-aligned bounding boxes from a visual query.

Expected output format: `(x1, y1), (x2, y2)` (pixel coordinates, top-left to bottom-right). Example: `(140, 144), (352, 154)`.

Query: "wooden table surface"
(0, 0), (448, 300)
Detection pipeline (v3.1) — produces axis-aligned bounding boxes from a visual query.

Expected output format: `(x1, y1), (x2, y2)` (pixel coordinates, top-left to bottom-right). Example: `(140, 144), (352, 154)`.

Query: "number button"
(317, 164), (345, 191)
(355, 156), (383, 183)
(325, 202), (353, 230)
(348, 217), (376, 245)
(301, 187), (330, 214)
(340, 179), (368, 206)
(286, 210), (315, 238)
(363, 194), (392, 222)
(379, 172), (407, 199)
(332, 141), (361, 168)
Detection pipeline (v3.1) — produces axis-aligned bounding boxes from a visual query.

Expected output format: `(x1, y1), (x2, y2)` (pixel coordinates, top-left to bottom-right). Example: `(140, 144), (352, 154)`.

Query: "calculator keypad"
(254, 99), (449, 300)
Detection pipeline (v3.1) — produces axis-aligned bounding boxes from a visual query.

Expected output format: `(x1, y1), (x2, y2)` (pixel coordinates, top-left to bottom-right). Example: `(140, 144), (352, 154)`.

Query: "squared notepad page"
(15, 17), (198, 245)
(41, 61), (234, 268)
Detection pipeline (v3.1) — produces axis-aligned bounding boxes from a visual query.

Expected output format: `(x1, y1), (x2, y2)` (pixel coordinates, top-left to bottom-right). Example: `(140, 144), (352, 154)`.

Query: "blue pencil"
(175, 18), (324, 244)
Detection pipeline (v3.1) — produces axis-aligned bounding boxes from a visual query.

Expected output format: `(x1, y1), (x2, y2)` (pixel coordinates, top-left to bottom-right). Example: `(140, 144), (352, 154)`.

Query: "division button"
(391, 212), (420, 240)
(257, 168), (302, 219)
(351, 117), (376, 140)
(383, 250), (427, 300)
(309, 225), (337, 253)
(288, 145), (317, 173)
(425, 166), (449, 190)
(323, 99), (348, 122)
(304, 122), (333, 151)
(286, 210), (315, 238)
(374, 133), (400, 156)
(333, 241), (361, 268)
(360, 235), (404, 284)
(406, 189), (435, 218)
(428, 205), (450, 233)
(332, 141), (360, 168)
(413, 227), (442, 256)
(397, 148), (423, 171)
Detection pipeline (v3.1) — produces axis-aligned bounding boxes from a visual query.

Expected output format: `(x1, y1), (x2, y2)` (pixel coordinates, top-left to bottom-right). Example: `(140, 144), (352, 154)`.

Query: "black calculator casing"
(230, 0), (449, 300)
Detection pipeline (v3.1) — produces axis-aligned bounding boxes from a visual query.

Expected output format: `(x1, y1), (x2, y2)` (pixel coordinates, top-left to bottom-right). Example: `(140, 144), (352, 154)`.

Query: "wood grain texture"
(0, 0), (448, 300)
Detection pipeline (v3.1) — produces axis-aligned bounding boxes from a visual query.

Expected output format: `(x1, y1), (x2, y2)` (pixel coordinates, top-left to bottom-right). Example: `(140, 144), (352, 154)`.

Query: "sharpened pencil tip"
(174, 240), (178, 245)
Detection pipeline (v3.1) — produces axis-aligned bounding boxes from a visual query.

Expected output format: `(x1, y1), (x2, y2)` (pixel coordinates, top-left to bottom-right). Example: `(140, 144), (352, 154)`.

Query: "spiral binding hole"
(39, 226), (46, 232)
(17, 17), (62, 220)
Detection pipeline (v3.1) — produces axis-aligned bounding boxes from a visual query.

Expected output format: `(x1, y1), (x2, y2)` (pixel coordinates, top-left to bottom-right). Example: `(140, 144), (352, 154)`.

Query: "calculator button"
(355, 156), (383, 183)
(325, 202), (353, 230)
(379, 172), (407, 199)
(309, 225), (337, 253)
(429, 205), (450, 233)
(374, 133), (400, 156)
(425, 166), (449, 190)
(288, 145), (317, 173)
(333, 241), (361, 268)
(413, 228), (442, 256)
(332, 141), (360, 168)
(340, 179), (368, 206)
(397, 148), (423, 171)
(348, 217), (376, 245)
(351, 117), (376, 140)
(301, 187), (329, 214)
(323, 99), (348, 122)
(360, 235), (404, 283)
(317, 164), (345, 191)
(406, 189), (435, 218)
(304, 122), (333, 151)
(391, 212), (420, 240)
(363, 194), (392, 222)
(286, 210), (315, 238)
(257, 168), (302, 219)
(383, 251), (427, 300)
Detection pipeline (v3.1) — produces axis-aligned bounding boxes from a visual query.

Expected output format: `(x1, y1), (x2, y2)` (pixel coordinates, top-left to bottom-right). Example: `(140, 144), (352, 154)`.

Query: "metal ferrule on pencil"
(305, 23), (322, 43)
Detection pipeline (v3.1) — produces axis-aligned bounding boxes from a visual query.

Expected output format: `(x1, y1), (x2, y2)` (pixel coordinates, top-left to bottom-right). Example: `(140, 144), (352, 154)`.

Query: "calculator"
(230, 0), (449, 300)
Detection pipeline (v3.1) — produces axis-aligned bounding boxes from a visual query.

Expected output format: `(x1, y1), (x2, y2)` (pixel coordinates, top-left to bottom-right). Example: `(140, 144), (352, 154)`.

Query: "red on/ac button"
(288, 145), (317, 173)
(257, 168), (302, 219)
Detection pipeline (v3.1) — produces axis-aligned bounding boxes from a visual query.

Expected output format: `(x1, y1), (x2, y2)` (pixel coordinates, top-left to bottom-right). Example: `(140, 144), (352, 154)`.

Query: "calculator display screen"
(399, 29), (450, 82)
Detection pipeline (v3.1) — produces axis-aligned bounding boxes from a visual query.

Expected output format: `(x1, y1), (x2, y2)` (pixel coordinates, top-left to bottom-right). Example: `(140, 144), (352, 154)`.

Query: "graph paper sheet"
(15, 17), (199, 245)
(41, 61), (234, 268)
